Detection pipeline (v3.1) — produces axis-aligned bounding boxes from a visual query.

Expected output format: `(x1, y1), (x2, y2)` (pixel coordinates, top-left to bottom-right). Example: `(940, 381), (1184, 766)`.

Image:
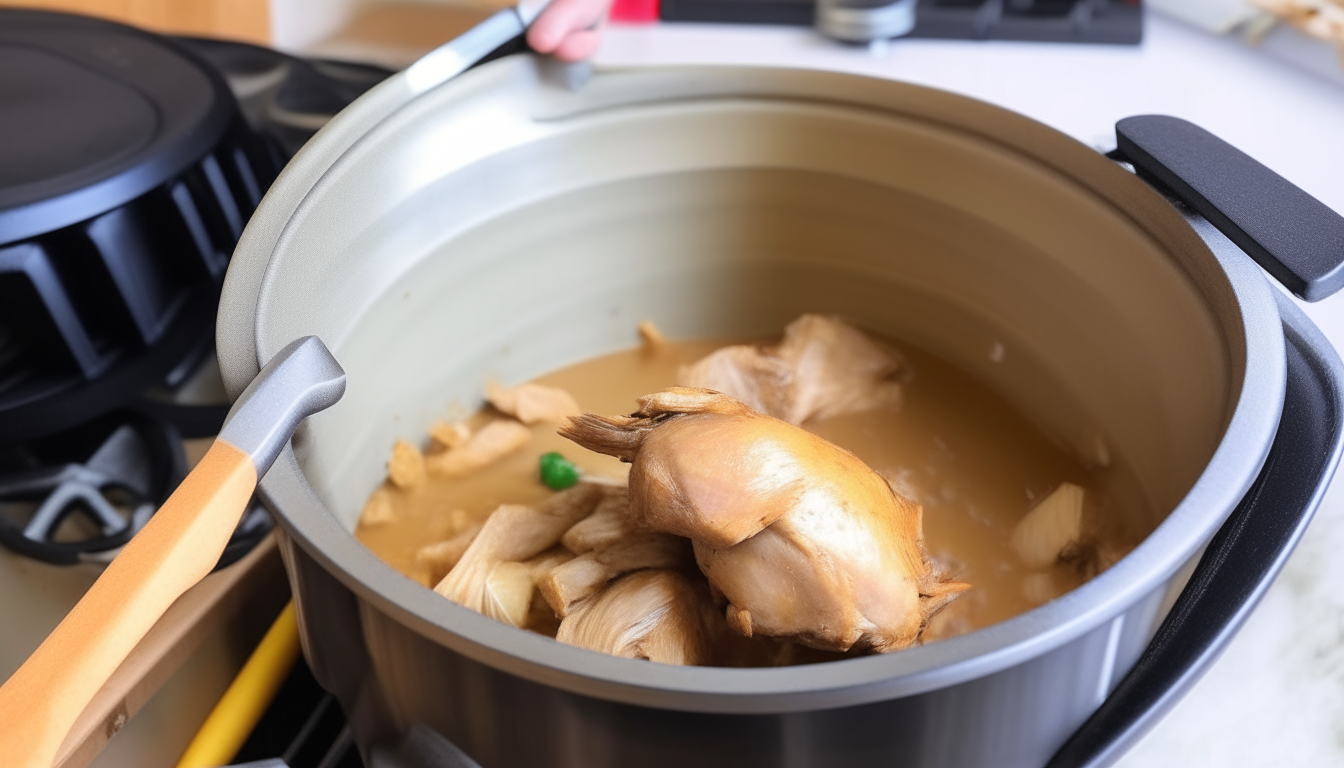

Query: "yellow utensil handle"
(0, 440), (257, 768)
(175, 601), (301, 768)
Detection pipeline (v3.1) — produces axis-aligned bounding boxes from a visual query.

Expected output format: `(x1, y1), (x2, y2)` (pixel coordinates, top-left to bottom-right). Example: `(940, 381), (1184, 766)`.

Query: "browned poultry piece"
(560, 388), (969, 653)
(679, 314), (905, 425)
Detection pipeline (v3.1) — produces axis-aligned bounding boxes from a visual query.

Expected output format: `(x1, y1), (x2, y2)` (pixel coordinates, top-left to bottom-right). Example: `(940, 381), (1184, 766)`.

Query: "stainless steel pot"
(216, 43), (1344, 768)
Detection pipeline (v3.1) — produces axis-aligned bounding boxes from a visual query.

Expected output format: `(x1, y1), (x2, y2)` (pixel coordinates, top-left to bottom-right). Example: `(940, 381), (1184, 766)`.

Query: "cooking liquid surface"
(356, 338), (1141, 647)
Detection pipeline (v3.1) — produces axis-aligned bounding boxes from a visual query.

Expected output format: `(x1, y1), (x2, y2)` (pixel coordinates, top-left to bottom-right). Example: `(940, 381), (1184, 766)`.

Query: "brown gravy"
(356, 337), (1144, 644)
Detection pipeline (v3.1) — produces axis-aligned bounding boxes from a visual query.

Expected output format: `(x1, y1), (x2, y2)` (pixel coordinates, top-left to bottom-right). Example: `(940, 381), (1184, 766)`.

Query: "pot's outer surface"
(219, 56), (1292, 767)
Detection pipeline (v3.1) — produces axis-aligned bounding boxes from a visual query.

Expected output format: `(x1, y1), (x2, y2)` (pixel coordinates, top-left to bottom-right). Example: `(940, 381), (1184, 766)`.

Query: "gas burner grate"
(0, 410), (273, 566)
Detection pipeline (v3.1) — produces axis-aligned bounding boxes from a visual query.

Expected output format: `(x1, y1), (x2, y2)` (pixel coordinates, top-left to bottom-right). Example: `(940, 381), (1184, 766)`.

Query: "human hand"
(526, 0), (612, 62)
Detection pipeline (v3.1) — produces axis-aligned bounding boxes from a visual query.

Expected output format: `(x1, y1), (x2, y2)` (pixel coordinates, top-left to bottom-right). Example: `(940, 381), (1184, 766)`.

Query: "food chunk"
(638, 319), (667, 351)
(679, 315), (905, 425)
(481, 551), (573, 628)
(560, 387), (968, 653)
(561, 490), (631, 553)
(358, 486), (398, 527)
(434, 484), (605, 617)
(540, 533), (692, 617)
(487, 382), (582, 425)
(426, 419), (531, 478)
(1010, 483), (1085, 570)
(555, 569), (715, 665)
(416, 523), (483, 585)
(429, 421), (471, 450)
(387, 439), (426, 490)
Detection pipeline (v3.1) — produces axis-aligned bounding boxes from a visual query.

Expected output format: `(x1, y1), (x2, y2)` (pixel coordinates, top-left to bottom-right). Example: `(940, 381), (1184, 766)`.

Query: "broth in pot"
(355, 316), (1145, 666)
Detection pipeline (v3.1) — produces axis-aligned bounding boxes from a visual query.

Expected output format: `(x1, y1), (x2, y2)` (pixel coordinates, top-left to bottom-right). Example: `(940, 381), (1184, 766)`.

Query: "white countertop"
(594, 13), (1344, 767)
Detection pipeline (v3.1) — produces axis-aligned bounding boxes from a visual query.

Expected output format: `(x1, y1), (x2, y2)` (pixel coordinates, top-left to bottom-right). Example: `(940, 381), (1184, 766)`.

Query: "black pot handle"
(1111, 115), (1344, 301)
(1047, 290), (1344, 768)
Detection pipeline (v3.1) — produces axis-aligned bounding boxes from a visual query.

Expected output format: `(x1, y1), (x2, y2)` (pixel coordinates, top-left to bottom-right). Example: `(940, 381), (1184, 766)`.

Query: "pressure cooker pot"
(214, 50), (1344, 768)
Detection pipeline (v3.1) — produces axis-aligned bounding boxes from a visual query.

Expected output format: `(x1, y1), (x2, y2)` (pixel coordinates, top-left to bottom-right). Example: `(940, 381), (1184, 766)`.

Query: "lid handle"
(1115, 115), (1344, 301)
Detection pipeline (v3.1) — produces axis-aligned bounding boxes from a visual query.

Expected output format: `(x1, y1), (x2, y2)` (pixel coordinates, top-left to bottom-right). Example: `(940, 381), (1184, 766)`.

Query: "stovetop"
(656, 0), (1143, 44)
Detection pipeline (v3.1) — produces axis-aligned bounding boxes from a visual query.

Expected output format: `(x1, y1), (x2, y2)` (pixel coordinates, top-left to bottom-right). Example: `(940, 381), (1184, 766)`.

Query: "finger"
(551, 27), (604, 62)
(527, 0), (607, 53)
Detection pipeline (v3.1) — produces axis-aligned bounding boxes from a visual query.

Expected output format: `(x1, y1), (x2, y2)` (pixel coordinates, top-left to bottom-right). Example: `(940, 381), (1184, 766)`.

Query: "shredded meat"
(417, 523), (483, 585)
(387, 439), (426, 490)
(487, 382), (582, 425)
(679, 315), (905, 425)
(555, 569), (716, 665)
(1009, 482), (1085, 570)
(429, 421), (471, 450)
(425, 419), (531, 478)
(560, 490), (631, 553)
(480, 550), (574, 628)
(358, 486), (398, 527)
(541, 533), (693, 617)
(434, 484), (605, 620)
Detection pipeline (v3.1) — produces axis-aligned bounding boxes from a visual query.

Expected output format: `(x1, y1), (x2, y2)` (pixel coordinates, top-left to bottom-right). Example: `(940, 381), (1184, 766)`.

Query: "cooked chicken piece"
(429, 420), (471, 450)
(681, 344), (790, 418)
(487, 382), (582, 425)
(1020, 570), (1083, 606)
(482, 550), (573, 628)
(540, 533), (693, 617)
(1010, 483), (1086, 570)
(561, 387), (968, 653)
(638, 319), (667, 351)
(358, 485), (398, 527)
(679, 315), (905, 425)
(387, 439), (426, 490)
(426, 419), (531, 478)
(417, 523), (483, 585)
(556, 569), (715, 665)
(434, 484), (605, 617)
(560, 490), (631, 554)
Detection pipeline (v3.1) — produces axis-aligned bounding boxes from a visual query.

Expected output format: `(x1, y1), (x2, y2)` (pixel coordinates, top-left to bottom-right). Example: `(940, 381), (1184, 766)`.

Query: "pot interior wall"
(261, 69), (1233, 558)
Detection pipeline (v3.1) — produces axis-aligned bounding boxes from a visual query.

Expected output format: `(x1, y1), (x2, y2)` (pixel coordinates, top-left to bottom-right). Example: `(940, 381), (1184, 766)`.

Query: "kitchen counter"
(593, 13), (1344, 766)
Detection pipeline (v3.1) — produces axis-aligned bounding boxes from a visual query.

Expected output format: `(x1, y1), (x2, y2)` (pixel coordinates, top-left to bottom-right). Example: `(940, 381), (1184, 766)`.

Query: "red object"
(610, 0), (660, 23)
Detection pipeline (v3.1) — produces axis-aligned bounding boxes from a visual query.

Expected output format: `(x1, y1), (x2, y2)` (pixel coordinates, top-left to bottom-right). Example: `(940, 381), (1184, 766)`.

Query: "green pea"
(539, 451), (580, 490)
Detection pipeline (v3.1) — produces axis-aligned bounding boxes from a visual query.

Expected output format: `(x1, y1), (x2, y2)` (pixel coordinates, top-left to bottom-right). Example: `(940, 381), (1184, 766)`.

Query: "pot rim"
(221, 57), (1288, 713)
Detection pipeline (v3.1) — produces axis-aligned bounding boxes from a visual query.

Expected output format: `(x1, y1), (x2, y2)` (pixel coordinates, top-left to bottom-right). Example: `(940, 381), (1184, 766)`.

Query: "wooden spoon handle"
(0, 336), (345, 768)
(0, 440), (256, 768)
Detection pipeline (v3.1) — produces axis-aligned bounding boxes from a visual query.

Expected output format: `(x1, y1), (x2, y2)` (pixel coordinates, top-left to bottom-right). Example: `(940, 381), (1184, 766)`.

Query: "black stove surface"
(0, 33), (391, 567)
(660, 0), (1143, 44)
(229, 659), (363, 768)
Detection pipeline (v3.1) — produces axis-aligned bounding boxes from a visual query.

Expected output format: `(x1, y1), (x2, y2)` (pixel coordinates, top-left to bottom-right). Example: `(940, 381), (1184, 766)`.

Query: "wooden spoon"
(0, 337), (345, 768)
